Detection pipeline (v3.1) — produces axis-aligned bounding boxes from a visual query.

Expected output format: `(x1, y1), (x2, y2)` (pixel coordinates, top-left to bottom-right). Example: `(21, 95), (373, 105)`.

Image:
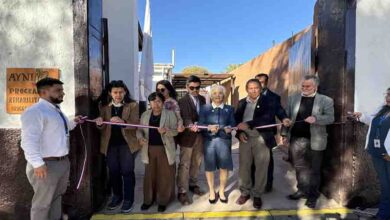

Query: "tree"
(181, 66), (209, 75)
(224, 63), (242, 73)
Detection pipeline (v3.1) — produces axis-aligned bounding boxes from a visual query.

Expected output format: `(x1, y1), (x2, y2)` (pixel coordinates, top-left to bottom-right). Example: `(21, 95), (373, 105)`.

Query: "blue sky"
(138, 0), (316, 73)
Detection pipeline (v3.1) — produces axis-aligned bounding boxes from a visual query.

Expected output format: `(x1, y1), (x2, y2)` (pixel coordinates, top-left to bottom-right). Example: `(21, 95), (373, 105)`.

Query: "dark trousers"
(371, 156), (390, 219)
(107, 143), (137, 203)
(251, 134), (276, 188)
(290, 137), (323, 199)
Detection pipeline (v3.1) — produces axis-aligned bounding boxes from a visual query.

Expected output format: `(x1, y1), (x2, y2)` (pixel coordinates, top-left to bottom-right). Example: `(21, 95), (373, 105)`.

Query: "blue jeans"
(107, 144), (137, 203)
(371, 156), (390, 219)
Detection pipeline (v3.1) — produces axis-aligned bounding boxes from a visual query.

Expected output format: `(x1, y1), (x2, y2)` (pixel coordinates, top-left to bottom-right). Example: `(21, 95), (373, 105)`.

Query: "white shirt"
(211, 103), (224, 109)
(190, 94), (200, 113)
(21, 98), (77, 168)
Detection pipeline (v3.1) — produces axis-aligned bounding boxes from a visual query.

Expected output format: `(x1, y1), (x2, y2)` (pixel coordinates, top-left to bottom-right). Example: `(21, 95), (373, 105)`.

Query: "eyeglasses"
(189, 86), (201, 91)
(157, 88), (166, 93)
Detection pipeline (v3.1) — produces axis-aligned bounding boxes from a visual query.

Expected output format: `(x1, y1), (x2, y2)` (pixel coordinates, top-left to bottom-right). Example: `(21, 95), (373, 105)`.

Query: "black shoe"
(287, 191), (306, 200)
(157, 205), (166, 212)
(305, 198), (317, 209)
(121, 200), (134, 213)
(189, 185), (205, 196)
(253, 197), (263, 209)
(209, 192), (219, 204)
(219, 193), (228, 204)
(140, 203), (152, 211)
(265, 184), (273, 193)
(107, 196), (123, 210)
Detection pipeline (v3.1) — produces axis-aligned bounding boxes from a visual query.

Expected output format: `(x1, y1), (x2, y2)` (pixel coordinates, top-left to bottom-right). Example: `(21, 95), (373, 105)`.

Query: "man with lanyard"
(21, 77), (83, 220)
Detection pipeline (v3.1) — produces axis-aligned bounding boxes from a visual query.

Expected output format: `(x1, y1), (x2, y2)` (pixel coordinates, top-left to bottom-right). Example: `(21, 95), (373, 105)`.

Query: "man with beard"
(21, 77), (83, 220)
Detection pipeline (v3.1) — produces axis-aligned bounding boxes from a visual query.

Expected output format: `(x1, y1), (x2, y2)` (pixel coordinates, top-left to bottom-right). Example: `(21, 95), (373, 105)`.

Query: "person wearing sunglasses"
(156, 80), (185, 132)
(176, 75), (206, 205)
(351, 88), (390, 220)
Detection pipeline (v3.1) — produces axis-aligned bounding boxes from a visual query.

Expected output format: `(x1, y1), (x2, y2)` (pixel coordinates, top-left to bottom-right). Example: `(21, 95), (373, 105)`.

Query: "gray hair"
(303, 75), (320, 86)
(210, 85), (226, 99)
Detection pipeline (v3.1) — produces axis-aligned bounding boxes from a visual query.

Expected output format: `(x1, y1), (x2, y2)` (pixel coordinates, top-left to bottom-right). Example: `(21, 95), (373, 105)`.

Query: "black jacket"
(234, 89), (287, 136)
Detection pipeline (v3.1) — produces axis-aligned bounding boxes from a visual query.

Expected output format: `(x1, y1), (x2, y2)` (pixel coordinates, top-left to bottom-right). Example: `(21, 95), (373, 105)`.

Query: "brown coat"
(176, 94), (206, 148)
(98, 102), (141, 155)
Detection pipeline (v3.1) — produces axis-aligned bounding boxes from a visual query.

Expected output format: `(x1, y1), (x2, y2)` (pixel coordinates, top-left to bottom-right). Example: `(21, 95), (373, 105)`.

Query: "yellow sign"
(6, 68), (60, 114)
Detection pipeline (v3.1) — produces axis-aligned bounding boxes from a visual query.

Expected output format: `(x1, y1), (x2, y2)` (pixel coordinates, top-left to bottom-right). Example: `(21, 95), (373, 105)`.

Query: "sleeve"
(281, 96), (293, 136)
(275, 95), (288, 121)
(179, 99), (193, 126)
(136, 113), (146, 139)
(96, 104), (107, 130)
(164, 111), (179, 137)
(68, 118), (77, 131)
(21, 109), (45, 168)
(173, 100), (184, 127)
(124, 103), (140, 130)
(314, 97), (335, 125)
(228, 107), (236, 127)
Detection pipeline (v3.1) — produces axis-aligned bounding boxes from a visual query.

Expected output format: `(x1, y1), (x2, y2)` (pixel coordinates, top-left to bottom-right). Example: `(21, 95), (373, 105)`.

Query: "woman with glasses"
(192, 85), (236, 204)
(352, 88), (390, 220)
(156, 80), (185, 132)
(94, 80), (140, 213)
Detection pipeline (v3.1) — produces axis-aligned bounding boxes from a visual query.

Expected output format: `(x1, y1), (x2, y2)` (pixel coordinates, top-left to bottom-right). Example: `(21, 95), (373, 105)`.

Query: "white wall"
(0, 0), (75, 128)
(355, 0), (390, 114)
(103, 0), (139, 100)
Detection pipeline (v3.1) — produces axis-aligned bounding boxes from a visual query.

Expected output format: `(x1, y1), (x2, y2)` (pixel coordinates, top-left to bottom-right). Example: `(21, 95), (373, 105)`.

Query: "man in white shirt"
(21, 77), (82, 220)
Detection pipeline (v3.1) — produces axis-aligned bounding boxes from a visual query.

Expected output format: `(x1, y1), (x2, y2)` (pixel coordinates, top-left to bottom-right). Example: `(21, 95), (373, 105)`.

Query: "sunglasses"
(189, 86), (201, 91)
(157, 88), (166, 93)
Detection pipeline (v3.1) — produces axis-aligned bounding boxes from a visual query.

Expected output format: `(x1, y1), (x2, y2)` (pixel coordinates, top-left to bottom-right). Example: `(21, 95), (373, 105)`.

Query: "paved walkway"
(91, 137), (368, 220)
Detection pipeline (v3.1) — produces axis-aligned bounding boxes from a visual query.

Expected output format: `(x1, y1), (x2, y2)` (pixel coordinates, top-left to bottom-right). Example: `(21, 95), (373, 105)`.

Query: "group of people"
(90, 73), (335, 212)
(20, 74), (390, 220)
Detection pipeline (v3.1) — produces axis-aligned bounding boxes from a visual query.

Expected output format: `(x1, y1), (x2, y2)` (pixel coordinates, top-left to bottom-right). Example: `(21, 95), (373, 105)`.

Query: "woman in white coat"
(353, 88), (390, 220)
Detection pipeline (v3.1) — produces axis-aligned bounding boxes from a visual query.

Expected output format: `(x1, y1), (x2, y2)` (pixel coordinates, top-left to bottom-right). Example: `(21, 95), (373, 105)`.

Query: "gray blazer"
(136, 109), (178, 165)
(283, 93), (335, 151)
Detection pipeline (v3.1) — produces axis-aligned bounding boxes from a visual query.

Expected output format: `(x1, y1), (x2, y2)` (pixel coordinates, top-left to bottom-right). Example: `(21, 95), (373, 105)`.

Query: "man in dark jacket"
(252, 73), (288, 192)
(176, 75), (206, 205)
(235, 78), (290, 209)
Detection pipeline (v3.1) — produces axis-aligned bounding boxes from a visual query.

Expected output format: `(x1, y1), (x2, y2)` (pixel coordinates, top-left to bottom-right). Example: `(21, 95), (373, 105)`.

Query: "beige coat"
(137, 109), (178, 165)
(98, 102), (141, 155)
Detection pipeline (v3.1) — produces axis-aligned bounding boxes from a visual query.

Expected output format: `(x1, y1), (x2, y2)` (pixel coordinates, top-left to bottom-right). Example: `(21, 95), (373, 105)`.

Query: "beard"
(50, 96), (63, 104)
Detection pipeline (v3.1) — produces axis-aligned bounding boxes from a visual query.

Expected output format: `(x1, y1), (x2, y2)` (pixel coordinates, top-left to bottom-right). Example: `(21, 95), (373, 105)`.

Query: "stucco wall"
(228, 28), (310, 107)
(0, 0), (75, 128)
(355, 0), (390, 114)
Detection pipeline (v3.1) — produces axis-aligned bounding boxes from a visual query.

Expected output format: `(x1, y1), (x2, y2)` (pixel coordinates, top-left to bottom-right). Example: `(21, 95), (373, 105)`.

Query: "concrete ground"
(91, 137), (372, 220)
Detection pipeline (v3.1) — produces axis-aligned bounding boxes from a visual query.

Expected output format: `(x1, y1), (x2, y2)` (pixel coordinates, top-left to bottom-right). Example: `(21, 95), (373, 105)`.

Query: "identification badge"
(374, 139), (381, 148)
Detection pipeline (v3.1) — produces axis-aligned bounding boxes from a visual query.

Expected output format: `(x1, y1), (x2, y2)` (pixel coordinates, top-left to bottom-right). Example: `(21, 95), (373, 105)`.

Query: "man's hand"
(74, 115), (85, 124)
(237, 122), (249, 130)
(190, 124), (199, 132)
(282, 118), (292, 127)
(304, 116), (316, 124)
(208, 125), (219, 134)
(238, 132), (248, 143)
(177, 125), (185, 133)
(350, 112), (362, 121)
(282, 136), (289, 146)
(158, 127), (168, 134)
(383, 154), (390, 161)
(94, 117), (104, 126)
(34, 164), (48, 179)
(224, 126), (233, 134)
(110, 116), (124, 123)
(139, 138), (148, 145)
